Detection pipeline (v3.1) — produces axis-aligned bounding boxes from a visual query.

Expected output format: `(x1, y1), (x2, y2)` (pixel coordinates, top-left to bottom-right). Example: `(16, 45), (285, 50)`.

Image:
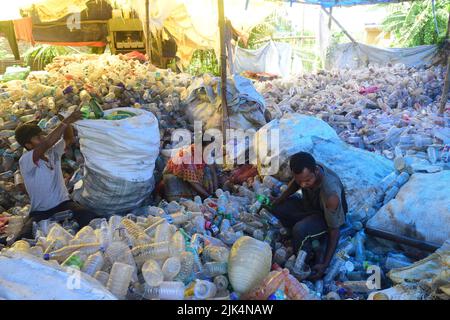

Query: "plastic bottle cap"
(43, 253), (50, 260)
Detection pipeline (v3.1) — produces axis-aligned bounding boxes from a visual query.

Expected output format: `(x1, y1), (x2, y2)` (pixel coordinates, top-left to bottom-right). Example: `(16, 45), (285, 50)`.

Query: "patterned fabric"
(165, 144), (205, 184)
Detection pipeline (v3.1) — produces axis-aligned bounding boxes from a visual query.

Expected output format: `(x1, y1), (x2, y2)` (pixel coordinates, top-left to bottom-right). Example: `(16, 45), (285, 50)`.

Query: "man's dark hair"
(15, 123), (43, 148)
(290, 152), (316, 174)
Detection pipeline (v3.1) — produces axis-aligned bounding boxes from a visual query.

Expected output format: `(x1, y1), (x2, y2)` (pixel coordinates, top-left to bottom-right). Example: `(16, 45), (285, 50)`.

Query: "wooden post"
(218, 0), (229, 135)
(439, 12), (450, 115)
(145, 0), (151, 61)
(321, 7), (356, 44)
(328, 7), (333, 30)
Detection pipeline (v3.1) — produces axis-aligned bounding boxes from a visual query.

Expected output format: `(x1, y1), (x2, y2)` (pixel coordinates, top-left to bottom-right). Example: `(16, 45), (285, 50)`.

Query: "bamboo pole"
(218, 0), (229, 135)
(145, 0), (151, 61)
(321, 6), (356, 44)
(439, 12), (450, 115)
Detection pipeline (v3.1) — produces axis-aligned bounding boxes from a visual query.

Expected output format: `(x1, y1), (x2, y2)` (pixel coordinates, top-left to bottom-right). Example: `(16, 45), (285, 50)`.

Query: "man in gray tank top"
(272, 152), (348, 280)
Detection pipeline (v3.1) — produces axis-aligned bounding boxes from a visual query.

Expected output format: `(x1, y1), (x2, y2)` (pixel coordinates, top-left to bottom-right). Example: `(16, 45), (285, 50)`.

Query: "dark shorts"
(272, 195), (329, 254)
(16, 200), (100, 240)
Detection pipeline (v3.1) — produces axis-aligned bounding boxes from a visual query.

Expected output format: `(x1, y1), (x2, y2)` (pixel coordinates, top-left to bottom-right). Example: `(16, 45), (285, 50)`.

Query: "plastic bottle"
(385, 253), (413, 270)
(162, 256), (182, 280)
(323, 257), (345, 283)
(202, 245), (229, 263)
(170, 231), (185, 256)
(262, 175), (283, 193)
(142, 259), (164, 287)
(354, 231), (366, 262)
(94, 271), (110, 287)
(427, 146), (438, 164)
(107, 262), (134, 299)
(154, 222), (172, 243)
(325, 291), (341, 300)
(82, 252), (105, 276)
(395, 171), (410, 188)
(383, 185), (399, 204)
(131, 242), (171, 261)
(175, 251), (195, 283)
(121, 219), (150, 243)
(293, 250), (308, 273)
(144, 218), (166, 237)
(192, 216), (206, 234)
(204, 262), (227, 277)
(98, 221), (112, 250)
(259, 208), (281, 226)
(274, 247), (288, 266)
(243, 269), (289, 300)
(143, 281), (185, 300)
(62, 250), (88, 269)
(314, 280), (324, 298)
(70, 226), (96, 245)
(213, 275), (229, 292)
(105, 241), (137, 270)
(44, 242), (101, 262)
(194, 280), (217, 300)
(46, 223), (74, 244)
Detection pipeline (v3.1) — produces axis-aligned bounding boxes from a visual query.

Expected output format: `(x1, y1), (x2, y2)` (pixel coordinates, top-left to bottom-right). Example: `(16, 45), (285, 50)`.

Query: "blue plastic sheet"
(282, 0), (406, 8)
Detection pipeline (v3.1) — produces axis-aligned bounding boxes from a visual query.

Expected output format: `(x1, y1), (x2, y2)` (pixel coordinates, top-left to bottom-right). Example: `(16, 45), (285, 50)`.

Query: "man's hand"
(0, 216), (9, 233)
(308, 263), (328, 281)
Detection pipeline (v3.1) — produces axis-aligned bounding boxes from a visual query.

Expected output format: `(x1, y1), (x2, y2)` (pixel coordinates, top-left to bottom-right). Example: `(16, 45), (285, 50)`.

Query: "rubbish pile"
(256, 64), (450, 171)
(0, 53), (448, 300)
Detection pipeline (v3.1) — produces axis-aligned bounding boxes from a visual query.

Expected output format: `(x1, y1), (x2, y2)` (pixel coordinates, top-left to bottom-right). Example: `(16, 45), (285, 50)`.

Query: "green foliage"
(185, 49), (220, 76)
(24, 45), (77, 70)
(381, 0), (450, 47)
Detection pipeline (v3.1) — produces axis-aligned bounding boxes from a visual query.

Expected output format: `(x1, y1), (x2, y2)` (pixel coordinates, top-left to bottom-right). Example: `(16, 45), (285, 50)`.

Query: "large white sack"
(251, 114), (393, 216)
(367, 172), (450, 245)
(0, 251), (116, 300)
(75, 107), (160, 182)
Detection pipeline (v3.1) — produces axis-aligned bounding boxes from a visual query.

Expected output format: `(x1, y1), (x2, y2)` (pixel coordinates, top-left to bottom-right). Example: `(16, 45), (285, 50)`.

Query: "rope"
(298, 230), (327, 251)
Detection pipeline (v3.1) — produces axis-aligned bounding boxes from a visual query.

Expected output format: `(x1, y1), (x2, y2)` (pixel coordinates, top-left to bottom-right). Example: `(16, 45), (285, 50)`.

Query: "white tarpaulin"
(0, 251), (116, 300)
(367, 171), (450, 245)
(128, 0), (279, 65)
(234, 41), (293, 78)
(326, 42), (438, 69)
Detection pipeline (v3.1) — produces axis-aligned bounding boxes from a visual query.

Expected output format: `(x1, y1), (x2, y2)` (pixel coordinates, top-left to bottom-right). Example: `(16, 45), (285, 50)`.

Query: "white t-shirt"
(19, 139), (70, 212)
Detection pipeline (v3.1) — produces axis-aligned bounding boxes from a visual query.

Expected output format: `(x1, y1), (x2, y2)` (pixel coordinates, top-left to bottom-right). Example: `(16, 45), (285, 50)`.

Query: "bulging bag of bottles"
(73, 108), (160, 215)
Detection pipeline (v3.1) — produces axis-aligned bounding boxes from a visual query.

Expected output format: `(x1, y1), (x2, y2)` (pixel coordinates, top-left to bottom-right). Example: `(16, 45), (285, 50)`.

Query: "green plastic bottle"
(80, 104), (91, 119)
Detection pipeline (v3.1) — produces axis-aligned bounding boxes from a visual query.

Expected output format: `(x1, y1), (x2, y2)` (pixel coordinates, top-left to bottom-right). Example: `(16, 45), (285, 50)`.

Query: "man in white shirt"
(13, 108), (99, 239)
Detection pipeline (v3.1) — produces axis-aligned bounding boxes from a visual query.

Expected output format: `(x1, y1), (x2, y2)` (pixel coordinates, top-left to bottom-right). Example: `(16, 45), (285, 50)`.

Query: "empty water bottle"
(202, 245), (229, 263)
(82, 252), (105, 276)
(143, 281), (185, 300)
(383, 185), (399, 204)
(194, 280), (217, 299)
(107, 262), (134, 299)
(162, 256), (182, 280)
(94, 271), (110, 287)
(204, 262), (227, 277)
(213, 275), (229, 291)
(323, 257), (345, 283)
(395, 171), (410, 188)
(142, 259), (164, 287)
(354, 231), (366, 262)
(293, 250), (308, 273)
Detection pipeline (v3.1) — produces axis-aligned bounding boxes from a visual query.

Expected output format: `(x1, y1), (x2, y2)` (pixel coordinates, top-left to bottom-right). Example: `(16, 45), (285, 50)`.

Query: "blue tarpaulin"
(280, 0), (409, 7)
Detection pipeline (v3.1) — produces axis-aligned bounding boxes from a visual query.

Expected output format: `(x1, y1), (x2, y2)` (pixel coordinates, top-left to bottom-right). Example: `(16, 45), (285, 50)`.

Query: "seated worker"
(272, 152), (348, 280)
(13, 108), (100, 240)
(162, 142), (220, 201)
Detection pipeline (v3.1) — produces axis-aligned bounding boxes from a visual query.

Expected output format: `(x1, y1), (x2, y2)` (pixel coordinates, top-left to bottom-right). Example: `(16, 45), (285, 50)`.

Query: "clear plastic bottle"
(354, 231), (366, 262)
(146, 206), (166, 216)
(82, 252), (105, 276)
(175, 251), (195, 283)
(274, 247), (287, 266)
(170, 231), (185, 256)
(213, 275), (229, 291)
(70, 226), (97, 245)
(194, 280), (217, 299)
(314, 280), (324, 298)
(142, 259), (164, 287)
(107, 262), (134, 299)
(98, 221), (112, 250)
(154, 222), (172, 243)
(293, 250), (308, 273)
(383, 185), (399, 204)
(202, 245), (229, 263)
(108, 215), (123, 234)
(9, 240), (31, 253)
(121, 219), (150, 243)
(46, 223), (74, 244)
(192, 216), (206, 234)
(105, 241), (137, 271)
(131, 241), (171, 261)
(204, 262), (227, 277)
(62, 250), (89, 269)
(94, 270), (110, 287)
(44, 243), (101, 262)
(395, 171), (410, 188)
(259, 208), (281, 226)
(143, 281), (185, 300)
(262, 176), (283, 193)
(144, 218), (166, 237)
(323, 257), (345, 283)
(162, 256), (182, 280)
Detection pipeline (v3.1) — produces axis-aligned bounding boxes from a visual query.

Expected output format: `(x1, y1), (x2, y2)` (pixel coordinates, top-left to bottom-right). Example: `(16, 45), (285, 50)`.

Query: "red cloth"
(35, 41), (106, 47)
(13, 17), (34, 45)
(124, 51), (147, 63)
(359, 86), (378, 95)
(165, 144), (205, 184)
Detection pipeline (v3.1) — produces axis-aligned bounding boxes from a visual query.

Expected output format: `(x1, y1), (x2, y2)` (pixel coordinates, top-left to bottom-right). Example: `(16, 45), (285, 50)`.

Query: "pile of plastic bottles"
(1, 173), (417, 300)
(256, 64), (450, 171)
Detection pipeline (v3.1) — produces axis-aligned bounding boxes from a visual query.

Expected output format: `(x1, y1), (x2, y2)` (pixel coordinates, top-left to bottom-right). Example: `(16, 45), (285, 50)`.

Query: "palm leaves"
(24, 44), (79, 71)
(381, 0), (450, 47)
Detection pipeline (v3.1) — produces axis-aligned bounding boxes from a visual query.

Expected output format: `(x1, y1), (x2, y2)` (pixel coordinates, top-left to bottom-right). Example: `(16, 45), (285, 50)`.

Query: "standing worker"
(12, 107), (100, 239)
(271, 152), (348, 280)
